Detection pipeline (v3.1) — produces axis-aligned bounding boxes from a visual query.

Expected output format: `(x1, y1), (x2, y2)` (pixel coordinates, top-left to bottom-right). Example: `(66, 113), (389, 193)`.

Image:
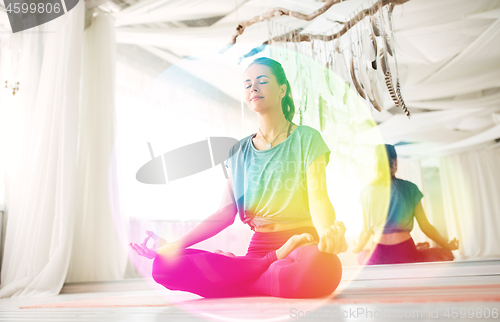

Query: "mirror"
(118, 45), (499, 281)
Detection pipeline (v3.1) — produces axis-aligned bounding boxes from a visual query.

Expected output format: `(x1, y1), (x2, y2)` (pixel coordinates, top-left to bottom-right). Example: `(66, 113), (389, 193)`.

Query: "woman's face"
(391, 158), (398, 176)
(243, 64), (286, 113)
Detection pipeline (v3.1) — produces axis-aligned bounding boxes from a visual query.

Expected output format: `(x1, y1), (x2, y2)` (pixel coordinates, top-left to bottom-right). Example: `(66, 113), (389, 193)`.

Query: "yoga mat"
(19, 284), (500, 309)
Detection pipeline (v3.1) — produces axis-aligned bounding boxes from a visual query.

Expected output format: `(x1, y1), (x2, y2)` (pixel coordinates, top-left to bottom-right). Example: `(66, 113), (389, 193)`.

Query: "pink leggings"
(357, 237), (454, 265)
(152, 226), (342, 298)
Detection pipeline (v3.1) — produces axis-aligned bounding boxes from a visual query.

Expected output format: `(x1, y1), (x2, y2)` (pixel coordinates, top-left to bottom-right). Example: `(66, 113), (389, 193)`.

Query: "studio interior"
(0, 0), (499, 321)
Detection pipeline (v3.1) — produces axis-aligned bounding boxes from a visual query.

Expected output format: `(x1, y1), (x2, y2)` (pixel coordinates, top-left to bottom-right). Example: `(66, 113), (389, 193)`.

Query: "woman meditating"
(130, 57), (348, 298)
(353, 144), (459, 265)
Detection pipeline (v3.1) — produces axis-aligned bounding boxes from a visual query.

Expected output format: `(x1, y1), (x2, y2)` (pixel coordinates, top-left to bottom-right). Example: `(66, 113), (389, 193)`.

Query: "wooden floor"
(1, 260), (499, 321)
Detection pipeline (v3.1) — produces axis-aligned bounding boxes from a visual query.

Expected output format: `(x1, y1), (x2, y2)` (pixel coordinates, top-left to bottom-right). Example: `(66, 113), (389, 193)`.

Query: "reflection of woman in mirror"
(353, 144), (459, 265)
(130, 57), (348, 298)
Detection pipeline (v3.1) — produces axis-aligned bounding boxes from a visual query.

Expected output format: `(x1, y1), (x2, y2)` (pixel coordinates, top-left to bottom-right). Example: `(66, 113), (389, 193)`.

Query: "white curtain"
(65, 10), (127, 283)
(0, 1), (84, 298)
(440, 147), (500, 260)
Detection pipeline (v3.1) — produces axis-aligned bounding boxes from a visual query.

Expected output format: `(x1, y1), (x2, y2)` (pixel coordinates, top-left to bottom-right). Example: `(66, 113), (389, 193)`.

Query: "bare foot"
(276, 233), (318, 260)
(214, 249), (236, 257)
(416, 242), (430, 251)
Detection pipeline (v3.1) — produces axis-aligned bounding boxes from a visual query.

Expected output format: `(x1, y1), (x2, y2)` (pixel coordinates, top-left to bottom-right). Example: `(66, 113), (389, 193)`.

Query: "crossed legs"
(357, 238), (454, 265)
(152, 234), (342, 298)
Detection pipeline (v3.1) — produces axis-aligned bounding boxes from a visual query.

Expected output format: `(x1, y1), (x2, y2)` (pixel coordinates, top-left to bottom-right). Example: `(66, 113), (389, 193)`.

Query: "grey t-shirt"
(225, 125), (331, 230)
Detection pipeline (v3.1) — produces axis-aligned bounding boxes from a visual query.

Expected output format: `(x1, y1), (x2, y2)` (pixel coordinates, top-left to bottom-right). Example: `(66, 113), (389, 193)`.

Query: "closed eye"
(244, 81), (267, 89)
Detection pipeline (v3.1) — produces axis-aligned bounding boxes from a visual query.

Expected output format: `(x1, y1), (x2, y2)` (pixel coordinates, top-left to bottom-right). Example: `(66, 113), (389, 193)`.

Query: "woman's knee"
(151, 255), (182, 289)
(440, 249), (454, 261)
(152, 257), (169, 284)
(285, 245), (342, 296)
(420, 247), (455, 262)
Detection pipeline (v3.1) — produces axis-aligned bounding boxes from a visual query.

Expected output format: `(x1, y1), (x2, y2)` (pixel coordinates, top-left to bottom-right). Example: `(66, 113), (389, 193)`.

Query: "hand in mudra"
(351, 240), (365, 254)
(129, 230), (168, 259)
(446, 238), (459, 251)
(318, 220), (348, 255)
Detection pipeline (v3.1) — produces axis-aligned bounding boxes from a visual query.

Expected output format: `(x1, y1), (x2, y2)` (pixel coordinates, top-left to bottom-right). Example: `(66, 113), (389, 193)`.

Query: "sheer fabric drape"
(0, 1), (84, 297)
(0, 6), (128, 296)
(65, 11), (127, 283)
(439, 147), (500, 260)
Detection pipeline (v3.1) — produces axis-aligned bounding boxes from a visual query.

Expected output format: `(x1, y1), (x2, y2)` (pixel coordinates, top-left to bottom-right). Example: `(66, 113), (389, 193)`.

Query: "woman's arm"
(307, 154), (336, 235)
(156, 169), (238, 254)
(352, 210), (372, 253)
(414, 201), (458, 250)
(307, 154), (348, 254)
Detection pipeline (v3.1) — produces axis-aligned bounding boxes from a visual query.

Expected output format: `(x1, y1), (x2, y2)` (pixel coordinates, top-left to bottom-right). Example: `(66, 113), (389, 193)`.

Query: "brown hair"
(247, 57), (295, 122)
(373, 144), (397, 184)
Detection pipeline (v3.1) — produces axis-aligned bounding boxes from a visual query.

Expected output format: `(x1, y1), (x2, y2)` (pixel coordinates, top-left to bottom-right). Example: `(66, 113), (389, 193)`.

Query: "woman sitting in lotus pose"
(130, 57), (347, 298)
(353, 144), (459, 265)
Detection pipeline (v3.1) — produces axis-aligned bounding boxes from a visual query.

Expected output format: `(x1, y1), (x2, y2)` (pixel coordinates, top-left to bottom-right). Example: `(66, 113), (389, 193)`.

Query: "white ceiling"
(2, 0), (499, 156)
